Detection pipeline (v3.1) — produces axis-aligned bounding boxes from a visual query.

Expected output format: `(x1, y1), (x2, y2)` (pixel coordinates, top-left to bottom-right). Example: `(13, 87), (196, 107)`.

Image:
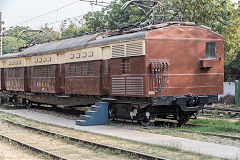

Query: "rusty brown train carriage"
(0, 22), (224, 124)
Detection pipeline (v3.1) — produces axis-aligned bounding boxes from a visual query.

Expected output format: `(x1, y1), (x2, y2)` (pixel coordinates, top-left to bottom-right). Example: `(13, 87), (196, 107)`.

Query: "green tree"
(35, 24), (61, 43)
(60, 19), (89, 38)
(84, 0), (144, 31)
(166, 0), (233, 33)
(222, 2), (240, 62)
(2, 36), (26, 54)
(84, 11), (107, 31)
(225, 48), (240, 81)
(3, 26), (34, 44)
(2, 25), (61, 54)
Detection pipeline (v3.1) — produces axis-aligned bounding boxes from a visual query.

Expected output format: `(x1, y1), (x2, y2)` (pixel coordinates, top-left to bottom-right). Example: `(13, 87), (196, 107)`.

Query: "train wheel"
(108, 105), (115, 121)
(1, 99), (6, 104)
(177, 113), (192, 126)
(25, 101), (32, 109)
(139, 112), (155, 126)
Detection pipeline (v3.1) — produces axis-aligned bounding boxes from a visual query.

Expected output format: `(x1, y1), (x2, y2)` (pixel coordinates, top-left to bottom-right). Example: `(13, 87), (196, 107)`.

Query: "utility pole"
(0, 12), (2, 55)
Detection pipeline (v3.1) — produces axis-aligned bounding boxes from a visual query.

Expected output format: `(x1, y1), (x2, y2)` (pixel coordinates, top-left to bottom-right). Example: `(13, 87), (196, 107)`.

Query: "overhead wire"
(31, 15), (84, 29)
(5, 0), (111, 29)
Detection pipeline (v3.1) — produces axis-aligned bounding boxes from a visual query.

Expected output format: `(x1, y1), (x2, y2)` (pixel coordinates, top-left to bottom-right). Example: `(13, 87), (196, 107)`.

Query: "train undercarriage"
(0, 91), (218, 126)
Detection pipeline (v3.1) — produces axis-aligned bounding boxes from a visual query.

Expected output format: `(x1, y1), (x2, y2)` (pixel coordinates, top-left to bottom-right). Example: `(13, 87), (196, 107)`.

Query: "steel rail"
(0, 133), (68, 160)
(146, 120), (240, 141)
(177, 129), (240, 141)
(1, 117), (168, 160)
(162, 122), (240, 140)
(204, 106), (240, 113)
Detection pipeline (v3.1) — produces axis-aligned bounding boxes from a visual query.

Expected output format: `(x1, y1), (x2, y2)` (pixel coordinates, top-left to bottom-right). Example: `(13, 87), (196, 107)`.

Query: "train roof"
(0, 30), (147, 60)
(0, 22), (222, 60)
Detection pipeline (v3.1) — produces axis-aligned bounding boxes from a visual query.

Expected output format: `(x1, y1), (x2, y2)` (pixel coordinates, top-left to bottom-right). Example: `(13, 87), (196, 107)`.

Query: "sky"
(0, 0), (239, 31)
(0, 0), (112, 30)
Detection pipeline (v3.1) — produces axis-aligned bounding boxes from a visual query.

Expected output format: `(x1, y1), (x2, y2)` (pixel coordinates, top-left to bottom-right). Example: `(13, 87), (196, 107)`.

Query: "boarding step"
(76, 102), (108, 126)
(86, 111), (97, 116)
(76, 120), (87, 126)
(80, 115), (92, 120)
(90, 105), (101, 111)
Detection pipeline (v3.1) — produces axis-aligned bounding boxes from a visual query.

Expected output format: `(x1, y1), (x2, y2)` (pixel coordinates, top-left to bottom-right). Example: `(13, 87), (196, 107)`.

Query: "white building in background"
(218, 82), (235, 99)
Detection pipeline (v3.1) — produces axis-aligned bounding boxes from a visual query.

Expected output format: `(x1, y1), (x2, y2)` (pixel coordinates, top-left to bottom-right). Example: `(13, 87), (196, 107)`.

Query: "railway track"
(112, 120), (240, 142)
(202, 106), (240, 117)
(0, 117), (168, 160)
(176, 129), (240, 141)
(204, 106), (240, 113)
(153, 120), (240, 141)
(0, 134), (68, 160)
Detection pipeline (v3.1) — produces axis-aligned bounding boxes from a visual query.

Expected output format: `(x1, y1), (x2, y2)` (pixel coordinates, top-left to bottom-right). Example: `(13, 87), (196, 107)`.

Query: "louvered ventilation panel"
(126, 77), (144, 96)
(111, 44), (125, 58)
(126, 41), (144, 57)
(111, 77), (125, 95)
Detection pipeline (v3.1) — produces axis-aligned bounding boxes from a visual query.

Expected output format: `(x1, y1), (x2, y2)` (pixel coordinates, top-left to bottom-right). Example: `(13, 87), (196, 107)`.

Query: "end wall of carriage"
(145, 26), (224, 97)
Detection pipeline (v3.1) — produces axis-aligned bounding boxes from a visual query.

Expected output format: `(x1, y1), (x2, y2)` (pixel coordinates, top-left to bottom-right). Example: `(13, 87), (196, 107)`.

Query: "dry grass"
(0, 140), (43, 160)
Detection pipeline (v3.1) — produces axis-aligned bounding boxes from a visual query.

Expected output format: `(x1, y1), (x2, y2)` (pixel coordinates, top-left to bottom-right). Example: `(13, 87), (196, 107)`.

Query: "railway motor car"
(0, 22), (224, 125)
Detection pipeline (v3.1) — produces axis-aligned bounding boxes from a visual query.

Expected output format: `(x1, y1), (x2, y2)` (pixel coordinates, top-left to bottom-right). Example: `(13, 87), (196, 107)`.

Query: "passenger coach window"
(33, 67), (51, 77)
(206, 42), (216, 58)
(69, 63), (94, 76)
(7, 68), (21, 78)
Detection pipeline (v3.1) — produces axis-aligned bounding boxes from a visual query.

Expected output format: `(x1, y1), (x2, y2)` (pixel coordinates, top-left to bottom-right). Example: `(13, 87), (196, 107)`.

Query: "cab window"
(206, 42), (216, 58)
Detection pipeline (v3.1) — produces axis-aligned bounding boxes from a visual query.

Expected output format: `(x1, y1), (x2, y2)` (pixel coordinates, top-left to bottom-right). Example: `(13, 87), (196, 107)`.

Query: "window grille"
(7, 68), (21, 78)
(70, 64), (76, 76)
(69, 63), (94, 76)
(88, 63), (94, 75)
(33, 66), (51, 77)
(121, 59), (130, 74)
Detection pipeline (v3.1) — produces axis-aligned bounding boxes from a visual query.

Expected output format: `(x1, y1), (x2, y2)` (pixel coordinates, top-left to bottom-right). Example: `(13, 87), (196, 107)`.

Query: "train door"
(56, 64), (65, 93)
(101, 46), (110, 95)
(101, 60), (109, 95)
